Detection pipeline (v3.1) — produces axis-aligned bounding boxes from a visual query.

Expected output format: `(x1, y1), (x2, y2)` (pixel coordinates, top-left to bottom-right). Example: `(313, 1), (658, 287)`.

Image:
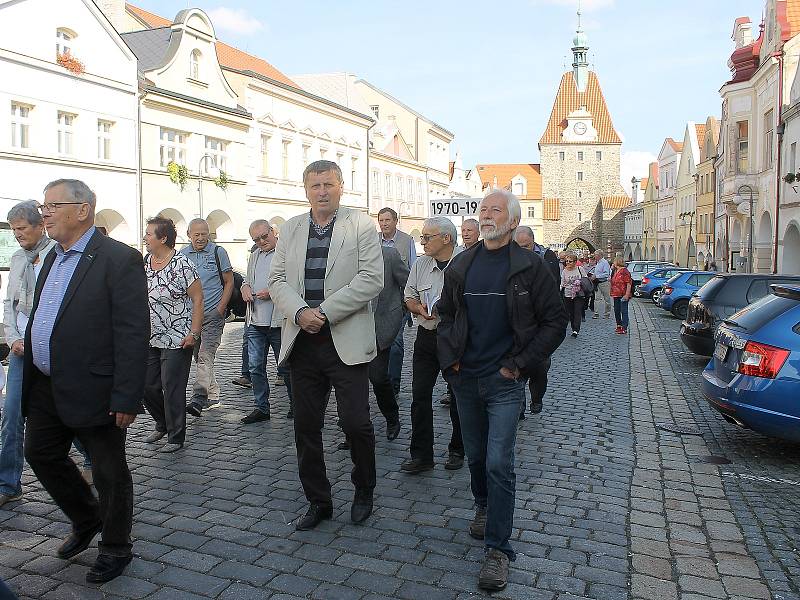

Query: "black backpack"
(213, 246), (246, 318)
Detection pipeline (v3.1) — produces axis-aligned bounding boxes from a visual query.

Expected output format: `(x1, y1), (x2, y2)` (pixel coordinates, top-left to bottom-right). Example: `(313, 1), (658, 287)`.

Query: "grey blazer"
(375, 246), (410, 351)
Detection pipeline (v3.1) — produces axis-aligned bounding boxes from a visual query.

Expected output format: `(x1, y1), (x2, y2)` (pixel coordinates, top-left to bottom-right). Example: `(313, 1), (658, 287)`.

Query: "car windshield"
(727, 293), (798, 331)
(695, 275), (726, 299)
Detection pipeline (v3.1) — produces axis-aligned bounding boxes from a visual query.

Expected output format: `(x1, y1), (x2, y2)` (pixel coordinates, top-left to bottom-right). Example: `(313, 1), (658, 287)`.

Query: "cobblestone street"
(1, 303), (799, 599)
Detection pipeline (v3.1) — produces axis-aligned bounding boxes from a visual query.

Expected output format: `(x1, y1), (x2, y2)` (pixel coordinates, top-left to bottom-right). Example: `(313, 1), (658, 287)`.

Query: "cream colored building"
(674, 122), (704, 268)
(623, 176), (646, 261)
(641, 163), (659, 260)
(656, 137), (681, 262)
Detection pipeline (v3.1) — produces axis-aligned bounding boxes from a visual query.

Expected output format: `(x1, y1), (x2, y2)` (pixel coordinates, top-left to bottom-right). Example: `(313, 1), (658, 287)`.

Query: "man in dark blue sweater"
(437, 190), (567, 592)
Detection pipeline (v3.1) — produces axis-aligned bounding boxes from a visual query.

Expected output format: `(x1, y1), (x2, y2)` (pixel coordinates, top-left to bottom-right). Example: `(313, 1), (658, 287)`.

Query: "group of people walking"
(0, 159), (638, 592)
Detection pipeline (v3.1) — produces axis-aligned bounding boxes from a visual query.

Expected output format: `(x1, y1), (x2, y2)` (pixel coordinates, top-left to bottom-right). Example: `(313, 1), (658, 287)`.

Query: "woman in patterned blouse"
(142, 217), (203, 452)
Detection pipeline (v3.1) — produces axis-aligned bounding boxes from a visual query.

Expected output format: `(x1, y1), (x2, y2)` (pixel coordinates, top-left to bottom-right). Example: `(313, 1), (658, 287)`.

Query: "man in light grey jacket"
(1, 201), (55, 506)
(240, 220), (291, 424)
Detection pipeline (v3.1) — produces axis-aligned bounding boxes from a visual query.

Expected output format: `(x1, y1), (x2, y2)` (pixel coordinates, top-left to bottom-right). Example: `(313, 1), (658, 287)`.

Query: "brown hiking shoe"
(469, 506), (487, 540)
(478, 548), (509, 591)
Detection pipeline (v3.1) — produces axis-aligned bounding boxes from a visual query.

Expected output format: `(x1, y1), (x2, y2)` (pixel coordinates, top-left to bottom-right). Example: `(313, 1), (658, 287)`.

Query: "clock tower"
(538, 3), (628, 253)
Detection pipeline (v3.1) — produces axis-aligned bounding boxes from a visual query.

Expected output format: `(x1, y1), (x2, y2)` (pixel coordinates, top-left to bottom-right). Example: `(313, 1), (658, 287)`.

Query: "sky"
(132, 0), (762, 186)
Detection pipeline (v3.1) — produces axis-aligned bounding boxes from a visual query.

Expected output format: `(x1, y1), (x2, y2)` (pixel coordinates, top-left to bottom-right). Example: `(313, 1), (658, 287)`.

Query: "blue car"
(636, 267), (690, 303)
(657, 271), (716, 319)
(702, 284), (800, 442)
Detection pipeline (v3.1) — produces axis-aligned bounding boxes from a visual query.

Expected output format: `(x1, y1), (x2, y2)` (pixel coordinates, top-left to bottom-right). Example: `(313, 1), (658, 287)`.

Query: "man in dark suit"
(23, 179), (149, 583)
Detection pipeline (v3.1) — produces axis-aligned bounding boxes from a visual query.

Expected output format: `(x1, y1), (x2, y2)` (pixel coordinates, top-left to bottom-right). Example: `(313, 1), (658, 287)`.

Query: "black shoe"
(530, 400), (543, 414)
(444, 452), (464, 470)
(85, 553), (132, 583)
(386, 419), (401, 441)
(338, 440), (351, 451)
(351, 489), (373, 524)
(240, 409), (270, 424)
(186, 403), (202, 417)
(295, 503), (333, 531)
(400, 458), (434, 474)
(57, 522), (102, 559)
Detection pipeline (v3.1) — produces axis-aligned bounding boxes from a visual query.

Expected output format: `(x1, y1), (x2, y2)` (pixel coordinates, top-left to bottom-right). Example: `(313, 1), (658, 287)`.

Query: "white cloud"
(534, 0), (615, 11)
(207, 7), (264, 37)
(620, 150), (657, 196)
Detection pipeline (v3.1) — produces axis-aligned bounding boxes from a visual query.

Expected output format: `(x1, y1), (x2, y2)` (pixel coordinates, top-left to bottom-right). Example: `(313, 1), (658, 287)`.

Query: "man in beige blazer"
(269, 160), (384, 531)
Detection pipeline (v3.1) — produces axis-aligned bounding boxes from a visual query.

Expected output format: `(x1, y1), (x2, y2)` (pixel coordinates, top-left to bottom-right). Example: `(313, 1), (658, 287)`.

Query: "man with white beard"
(436, 189), (567, 591)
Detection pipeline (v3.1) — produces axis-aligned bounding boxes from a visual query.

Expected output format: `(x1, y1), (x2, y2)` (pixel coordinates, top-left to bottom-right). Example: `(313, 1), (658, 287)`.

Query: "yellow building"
(696, 117), (720, 267)
(641, 162), (659, 259)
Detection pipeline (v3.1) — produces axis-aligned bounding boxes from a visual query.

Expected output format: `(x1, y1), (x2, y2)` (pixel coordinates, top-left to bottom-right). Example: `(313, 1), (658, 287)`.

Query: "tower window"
(596, 151), (602, 161)
(559, 151), (565, 161)
(577, 171), (584, 182)
(577, 151), (584, 161)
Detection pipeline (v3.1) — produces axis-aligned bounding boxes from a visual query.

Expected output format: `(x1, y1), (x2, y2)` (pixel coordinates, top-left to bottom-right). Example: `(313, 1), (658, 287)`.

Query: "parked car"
(680, 273), (800, 356)
(627, 261), (673, 289)
(702, 284), (800, 442)
(637, 267), (691, 303)
(657, 271), (716, 319)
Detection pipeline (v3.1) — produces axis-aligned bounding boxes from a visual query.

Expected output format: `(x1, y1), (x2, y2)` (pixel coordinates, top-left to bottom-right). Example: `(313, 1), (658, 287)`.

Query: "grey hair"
(462, 218), (479, 228)
(43, 179), (96, 208)
(7, 200), (43, 226)
(514, 225), (534, 241)
(302, 160), (343, 185)
(249, 219), (271, 231)
(187, 218), (209, 231)
(424, 217), (457, 246)
(482, 188), (521, 224)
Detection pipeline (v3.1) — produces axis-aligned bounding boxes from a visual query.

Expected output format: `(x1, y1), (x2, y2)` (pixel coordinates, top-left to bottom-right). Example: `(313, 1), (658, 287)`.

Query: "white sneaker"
(571, 331), (579, 338)
(205, 401), (222, 410)
(160, 443), (183, 453)
(144, 431), (166, 444)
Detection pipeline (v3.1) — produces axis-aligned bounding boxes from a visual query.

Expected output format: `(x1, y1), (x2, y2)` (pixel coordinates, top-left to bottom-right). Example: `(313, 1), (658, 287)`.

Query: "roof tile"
(602, 196), (631, 210)
(542, 198), (561, 220)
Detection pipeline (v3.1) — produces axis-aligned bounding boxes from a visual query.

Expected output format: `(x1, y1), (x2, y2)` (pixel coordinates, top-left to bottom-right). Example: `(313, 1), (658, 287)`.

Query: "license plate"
(714, 342), (729, 362)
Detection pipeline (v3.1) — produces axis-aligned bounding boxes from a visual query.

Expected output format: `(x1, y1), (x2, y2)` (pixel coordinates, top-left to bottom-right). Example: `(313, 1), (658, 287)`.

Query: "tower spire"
(572, 0), (589, 92)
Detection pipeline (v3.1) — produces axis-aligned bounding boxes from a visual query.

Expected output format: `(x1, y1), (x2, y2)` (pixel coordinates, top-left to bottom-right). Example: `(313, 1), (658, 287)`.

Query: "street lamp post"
(734, 184), (754, 273)
(197, 153), (220, 220)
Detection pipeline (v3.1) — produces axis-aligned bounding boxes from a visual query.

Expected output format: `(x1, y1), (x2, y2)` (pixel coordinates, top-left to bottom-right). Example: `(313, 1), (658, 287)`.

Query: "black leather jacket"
(436, 240), (567, 376)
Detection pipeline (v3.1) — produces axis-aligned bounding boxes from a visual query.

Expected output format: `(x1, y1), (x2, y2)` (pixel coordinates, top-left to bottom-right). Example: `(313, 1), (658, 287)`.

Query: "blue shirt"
(178, 241), (231, 315)
(31, 226), (96, 375)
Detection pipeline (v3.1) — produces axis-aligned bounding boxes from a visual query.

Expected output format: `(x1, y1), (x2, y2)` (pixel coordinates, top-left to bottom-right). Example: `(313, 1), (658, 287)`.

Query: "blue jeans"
(247, 325), (291, 414)
(241, 325), (250, 379)
(614, 297), (629, 328)
(0, 353), (24, 496)
(450, 370), (524, 560)
(388, 324), (405, 394)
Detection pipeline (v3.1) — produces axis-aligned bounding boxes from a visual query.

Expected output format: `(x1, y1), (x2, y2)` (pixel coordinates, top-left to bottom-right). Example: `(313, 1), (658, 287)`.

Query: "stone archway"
(565, 237), (596, 253)
(95, 209), (131, 243)
(157, 208), (187, 244)
(207, 209), (234, 242)
(783, 223), (800, 275)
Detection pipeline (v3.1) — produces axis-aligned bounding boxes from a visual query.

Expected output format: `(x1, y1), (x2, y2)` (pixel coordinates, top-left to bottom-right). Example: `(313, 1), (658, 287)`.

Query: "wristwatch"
(190, 331), (201, 341)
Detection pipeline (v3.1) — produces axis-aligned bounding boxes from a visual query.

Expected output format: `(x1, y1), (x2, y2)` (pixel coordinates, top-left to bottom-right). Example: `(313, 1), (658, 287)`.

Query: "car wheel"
(651, 288), (663, 304)
(672, 300), (689, 320)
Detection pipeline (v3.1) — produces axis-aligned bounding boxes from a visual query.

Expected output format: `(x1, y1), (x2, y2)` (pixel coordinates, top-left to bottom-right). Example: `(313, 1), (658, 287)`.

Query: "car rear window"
(728, 293), (799, 331)
(695, 275), (726, 299)
(650, 270), (665, 278)
(666, 273), (683, 284)
(747, 278), (800, 303)
(631, 264), (645, 274)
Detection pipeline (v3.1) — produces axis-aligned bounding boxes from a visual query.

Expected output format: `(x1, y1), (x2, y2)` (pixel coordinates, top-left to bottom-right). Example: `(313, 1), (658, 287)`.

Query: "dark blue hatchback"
(702, 284), (800, 442)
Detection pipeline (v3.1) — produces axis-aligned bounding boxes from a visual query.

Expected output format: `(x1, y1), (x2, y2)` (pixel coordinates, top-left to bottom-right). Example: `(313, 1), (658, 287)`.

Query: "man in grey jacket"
(1, 201), (55, 506)
(240, 220), (291, 423)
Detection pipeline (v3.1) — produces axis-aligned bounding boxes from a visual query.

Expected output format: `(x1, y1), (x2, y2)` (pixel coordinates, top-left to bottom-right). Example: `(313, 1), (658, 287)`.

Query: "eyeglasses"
(36, 201), (86, 214)
(419, 233), (443, 243)
(251, 233), (271, 243)
(565, 259), (576, 263)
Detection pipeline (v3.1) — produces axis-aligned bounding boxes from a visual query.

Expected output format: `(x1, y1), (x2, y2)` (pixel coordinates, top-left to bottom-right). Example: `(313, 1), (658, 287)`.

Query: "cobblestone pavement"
(0, 306), (798, 599)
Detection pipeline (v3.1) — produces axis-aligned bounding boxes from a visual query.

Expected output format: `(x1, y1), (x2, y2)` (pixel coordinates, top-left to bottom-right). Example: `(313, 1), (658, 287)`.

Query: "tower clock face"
(573, 121), (587, 135)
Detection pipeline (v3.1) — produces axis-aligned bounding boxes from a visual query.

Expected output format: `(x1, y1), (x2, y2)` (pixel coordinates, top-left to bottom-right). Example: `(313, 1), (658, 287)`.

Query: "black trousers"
(368, 345), (399, 424)
(527, 358), (551, 405)
(563, 295), (584, 333)
(410, 327), (463, 462)
(24, 372), (133, 558)
(143, 346), (192, 445)
(290, 328), (376, 506)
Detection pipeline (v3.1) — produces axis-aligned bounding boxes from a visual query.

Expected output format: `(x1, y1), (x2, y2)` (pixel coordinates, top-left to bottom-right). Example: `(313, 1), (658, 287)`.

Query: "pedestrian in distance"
(560, 252), (587, 338)
(269, 160), (384, 531)
(461, 218), (480, 250)
(240, 219), (293, 423)
(437, 189), (567, 591)
(591, 249), (612, 319)
(402, 217), (465, 474)
(180, 218), (234, 417)
(142, 217), (203, 452)
(611, 256), (633, 334)
(23, 179), (149, 583)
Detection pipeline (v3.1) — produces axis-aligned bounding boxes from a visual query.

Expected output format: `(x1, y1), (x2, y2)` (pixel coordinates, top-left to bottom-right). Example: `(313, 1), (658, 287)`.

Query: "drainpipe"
(773, 50), (784, 273)
(365, 119), (375, 215)
(136, 91), (144, 253)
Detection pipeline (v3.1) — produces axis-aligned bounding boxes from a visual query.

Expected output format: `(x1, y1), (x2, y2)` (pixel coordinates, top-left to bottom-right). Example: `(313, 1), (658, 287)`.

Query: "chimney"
(97, 0), (127, 33)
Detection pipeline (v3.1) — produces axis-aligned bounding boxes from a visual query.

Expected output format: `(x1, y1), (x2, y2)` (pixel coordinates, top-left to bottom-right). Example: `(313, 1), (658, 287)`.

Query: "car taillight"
(738, 341), (790, 379)
(663, 286), (673, 295)
(642, 277), (650, 284)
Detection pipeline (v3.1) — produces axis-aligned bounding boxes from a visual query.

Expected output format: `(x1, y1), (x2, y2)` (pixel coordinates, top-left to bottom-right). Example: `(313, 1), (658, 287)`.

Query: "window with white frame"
(384, 173), (392, 199)
(260, 134), (270, 176)
(370, 105), (379, 120)
(417, 180), (424, 206)
(56, 28), (74, 57)
(57, 111), (75, 155)
(10, 102), (31, 149)
(302, 144), (310, 167)
(320, 147), (327, 160)
(351, 157), (358, 190)
(513, 181), (524, 196)
(527, 206), (535, 219)
(791, 142), (797, 174)
(396, 174), (403, 200)
(189, 50), (201, 80)
(97, 120), (113, 160)
(407, 176), (414, 203)
(336, 151), (344, 167)
(160, 128), (187, 167)
(282, 139), (291, 179)
(372, 169), (380, 197)
(763, 109), (774, 169)
(577, 151), (584, 161)
(204, 137), (227, 174)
